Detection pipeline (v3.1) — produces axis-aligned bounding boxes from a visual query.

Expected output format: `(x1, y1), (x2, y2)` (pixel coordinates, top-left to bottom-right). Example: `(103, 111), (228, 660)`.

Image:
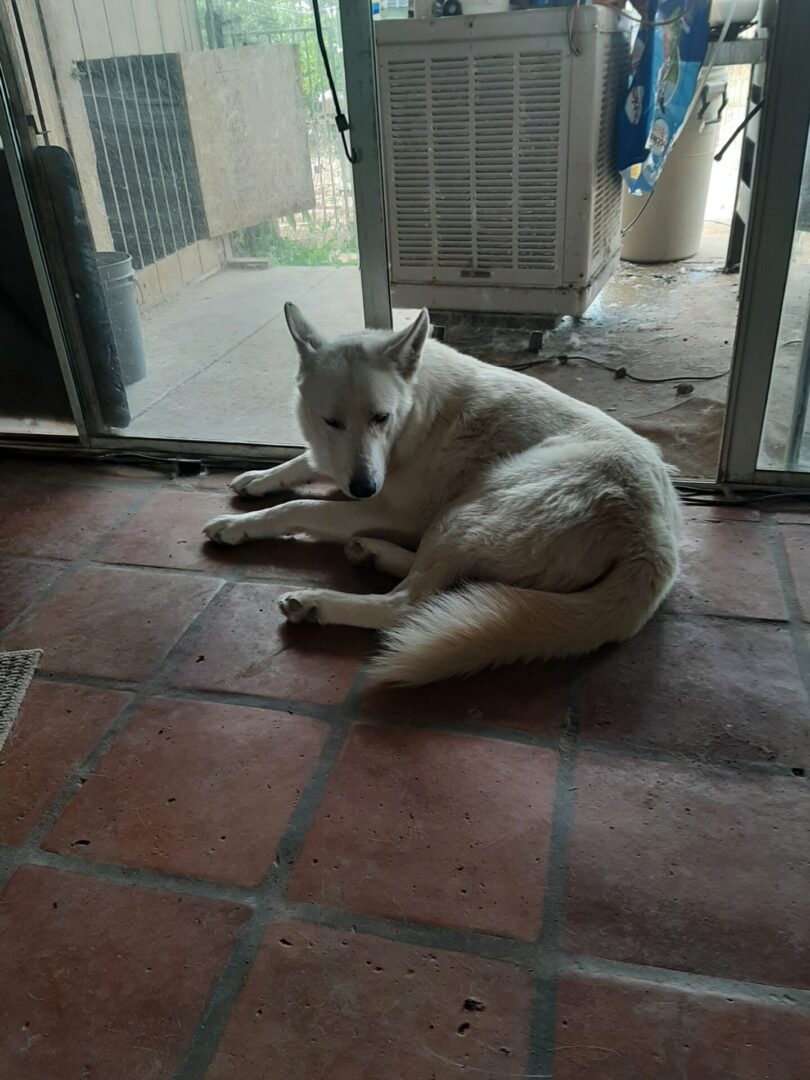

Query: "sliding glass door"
(720, 0), (810, 488)
(0, 0), (388, 458)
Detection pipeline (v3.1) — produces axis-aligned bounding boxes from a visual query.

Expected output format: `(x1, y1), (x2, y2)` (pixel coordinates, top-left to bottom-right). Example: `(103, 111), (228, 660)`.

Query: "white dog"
(203, 304), (681, 685)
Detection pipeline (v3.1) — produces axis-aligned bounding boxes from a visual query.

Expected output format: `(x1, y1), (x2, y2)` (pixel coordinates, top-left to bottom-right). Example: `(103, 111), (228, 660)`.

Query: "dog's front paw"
(202, 514), (250, 546)
(229, 470), (271, 497)
(279, 592), (320, 624)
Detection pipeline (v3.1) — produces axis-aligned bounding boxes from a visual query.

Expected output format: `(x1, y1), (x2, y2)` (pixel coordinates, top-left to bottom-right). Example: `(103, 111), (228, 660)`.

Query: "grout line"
(562, 954), (810, 1008)
(289, 901), (539, 968)
(525, 673), (582, 1079)
(29, 671), (340, 725)
(1, 549), (331, 591)
(657, 607), (800, 629)
(22, 848), (258, 908)
(767, 520), (810, 722)
(358, 709), (564, 750)
(172, 669), (370, 1080)
(575, 736), (805, 778)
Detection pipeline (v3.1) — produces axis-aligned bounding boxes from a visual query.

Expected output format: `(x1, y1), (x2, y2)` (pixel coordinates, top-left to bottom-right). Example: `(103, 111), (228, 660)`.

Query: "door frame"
(719, 0), (810, 488)
(0, 0), (389, 462)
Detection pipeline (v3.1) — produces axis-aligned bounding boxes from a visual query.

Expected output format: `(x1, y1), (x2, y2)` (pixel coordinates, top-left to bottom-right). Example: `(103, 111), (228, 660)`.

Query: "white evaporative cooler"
(374, 6), (630, 319)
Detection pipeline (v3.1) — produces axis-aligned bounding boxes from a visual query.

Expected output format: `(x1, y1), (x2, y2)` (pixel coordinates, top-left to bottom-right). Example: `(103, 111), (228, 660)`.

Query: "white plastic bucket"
(620, 76), (727, 264)
(96, 251), (147, 385)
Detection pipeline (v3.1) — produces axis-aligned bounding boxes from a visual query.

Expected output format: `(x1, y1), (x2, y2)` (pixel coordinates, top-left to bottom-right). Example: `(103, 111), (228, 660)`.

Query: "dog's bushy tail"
(369, 556), (675, 686)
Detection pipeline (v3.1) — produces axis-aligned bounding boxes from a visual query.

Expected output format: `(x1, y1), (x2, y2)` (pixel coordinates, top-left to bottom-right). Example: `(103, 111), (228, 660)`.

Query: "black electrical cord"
(510, 353), (730, 384)
(312, 0), (357, 164)
(678, 487), (810, 509)
(714, 97), (765, 163)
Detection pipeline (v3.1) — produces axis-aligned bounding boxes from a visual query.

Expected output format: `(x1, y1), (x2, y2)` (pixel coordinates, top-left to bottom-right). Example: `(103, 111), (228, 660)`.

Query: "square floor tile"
(361, 659), (572, 735)
(98, 489), (245, 573)
(287, 725), (558, 940)
(206, 920), (533, 1080)
(0, 681), (131, 847)
(0, 865), (248, 1080)
(554, 972), (810, 1080)
(0, 559), (61, 632)
(581, 618), (810, 767)
(43, 698), (327, 885)
(170, 582), (367, 706)
(0, 483), (140, 559)
(565, 753), (810, 987)
(4, 566), (222, 681)
(667, 521), (787, 620)
(783, 527), (810, 620)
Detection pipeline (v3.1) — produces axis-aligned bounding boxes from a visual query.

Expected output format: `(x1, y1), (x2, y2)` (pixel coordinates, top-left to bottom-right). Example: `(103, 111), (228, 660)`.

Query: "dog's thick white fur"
(203, 304), (681, 685)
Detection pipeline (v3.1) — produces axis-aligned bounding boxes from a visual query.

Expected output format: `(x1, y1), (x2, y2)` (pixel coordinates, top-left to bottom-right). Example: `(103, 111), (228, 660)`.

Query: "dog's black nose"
(349, 476), (377, 499)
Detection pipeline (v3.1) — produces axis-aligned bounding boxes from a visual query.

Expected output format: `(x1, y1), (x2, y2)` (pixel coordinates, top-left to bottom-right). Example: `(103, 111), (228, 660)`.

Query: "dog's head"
(284, 303), (430, 499)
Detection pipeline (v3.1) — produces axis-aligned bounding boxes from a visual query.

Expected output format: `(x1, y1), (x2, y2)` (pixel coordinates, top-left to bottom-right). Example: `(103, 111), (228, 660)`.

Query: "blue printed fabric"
(618, 0), (711, 194)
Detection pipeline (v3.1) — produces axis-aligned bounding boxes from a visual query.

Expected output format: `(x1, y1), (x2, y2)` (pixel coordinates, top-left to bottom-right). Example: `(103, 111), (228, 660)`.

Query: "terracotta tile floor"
(0, 457), (809, 1080)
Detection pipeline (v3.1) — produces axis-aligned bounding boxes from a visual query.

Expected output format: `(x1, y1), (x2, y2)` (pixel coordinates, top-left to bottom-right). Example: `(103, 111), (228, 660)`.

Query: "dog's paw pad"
(345, 538), (372, 566)
(279, 593), (318, 624)
(202, 516), (246, 546)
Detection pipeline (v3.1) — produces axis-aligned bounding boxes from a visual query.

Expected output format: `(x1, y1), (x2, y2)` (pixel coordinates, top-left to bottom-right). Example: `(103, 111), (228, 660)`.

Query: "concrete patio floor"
(128, 266), (365, 448)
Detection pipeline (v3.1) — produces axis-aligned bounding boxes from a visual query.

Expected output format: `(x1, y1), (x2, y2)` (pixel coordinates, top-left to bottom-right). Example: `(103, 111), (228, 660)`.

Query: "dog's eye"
(323, 418), (344, 430)
(371, 412), (390, 426)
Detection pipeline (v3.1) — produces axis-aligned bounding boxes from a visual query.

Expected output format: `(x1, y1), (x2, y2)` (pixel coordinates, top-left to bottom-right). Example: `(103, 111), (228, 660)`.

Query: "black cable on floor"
(510, 353), (730, 384)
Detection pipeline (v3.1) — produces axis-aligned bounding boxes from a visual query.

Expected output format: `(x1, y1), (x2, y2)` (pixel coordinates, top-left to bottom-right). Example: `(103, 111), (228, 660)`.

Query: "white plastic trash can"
(621, 74), (728, 264)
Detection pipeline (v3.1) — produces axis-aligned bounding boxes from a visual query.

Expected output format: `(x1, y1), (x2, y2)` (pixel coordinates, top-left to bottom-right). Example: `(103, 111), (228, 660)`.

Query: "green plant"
(231, 217), (358, 266)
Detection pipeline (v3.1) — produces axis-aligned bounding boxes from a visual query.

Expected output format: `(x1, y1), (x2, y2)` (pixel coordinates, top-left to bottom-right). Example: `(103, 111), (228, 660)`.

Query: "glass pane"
(11, 0), (364, 447)
(757, 124), (810, 473)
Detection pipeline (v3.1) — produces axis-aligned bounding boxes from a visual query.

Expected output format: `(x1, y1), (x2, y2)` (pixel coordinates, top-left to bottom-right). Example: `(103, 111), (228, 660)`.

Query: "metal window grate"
(78, 54), (207, 270)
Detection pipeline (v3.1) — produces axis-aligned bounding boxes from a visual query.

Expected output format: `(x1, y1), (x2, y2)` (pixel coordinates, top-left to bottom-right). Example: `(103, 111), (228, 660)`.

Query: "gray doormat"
(0, 650), (42, 752)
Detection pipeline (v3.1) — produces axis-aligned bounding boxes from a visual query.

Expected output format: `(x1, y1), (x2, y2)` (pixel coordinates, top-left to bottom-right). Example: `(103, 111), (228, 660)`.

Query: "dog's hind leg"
(279, 558), (453, 629)
(345, 537), (416, 578)
(229, 454), (316, 498)
(280, 585), (411, 629)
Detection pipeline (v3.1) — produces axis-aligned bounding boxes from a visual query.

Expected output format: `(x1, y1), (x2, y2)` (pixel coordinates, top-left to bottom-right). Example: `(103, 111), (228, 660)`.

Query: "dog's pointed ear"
(285, 302), (324, 362)
(383, 308), (430, 378)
